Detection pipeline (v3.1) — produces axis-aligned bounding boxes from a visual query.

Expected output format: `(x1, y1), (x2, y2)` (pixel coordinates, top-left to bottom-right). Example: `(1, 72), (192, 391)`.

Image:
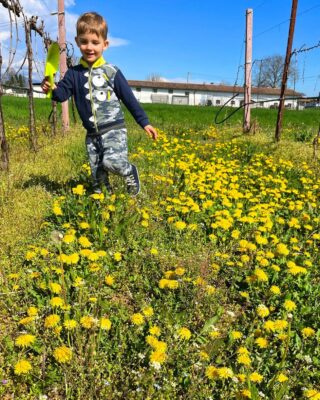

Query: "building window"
(231, 100), (235, 106)
(153, 88), (158, 93)
(216, 100), (221, 105)
(259, 101), (264, 107)
(168, 89), (173, 93)
(136, 87), (141, 92)
(185, 91), (189, 96)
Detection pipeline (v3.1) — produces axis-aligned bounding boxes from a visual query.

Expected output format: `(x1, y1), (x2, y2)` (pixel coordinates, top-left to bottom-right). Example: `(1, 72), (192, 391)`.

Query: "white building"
(128, 80), (302, 109)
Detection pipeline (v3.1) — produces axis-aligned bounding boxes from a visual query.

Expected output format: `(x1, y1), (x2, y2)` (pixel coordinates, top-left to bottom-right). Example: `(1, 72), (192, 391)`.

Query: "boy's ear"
(75, 36), (79, 46)
(104, 39), (109, 50)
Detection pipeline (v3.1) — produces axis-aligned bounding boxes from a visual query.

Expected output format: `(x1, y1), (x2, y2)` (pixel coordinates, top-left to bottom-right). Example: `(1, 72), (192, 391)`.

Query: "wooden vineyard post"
(0, 43), (9, 171)
(24, 16), (38, 151)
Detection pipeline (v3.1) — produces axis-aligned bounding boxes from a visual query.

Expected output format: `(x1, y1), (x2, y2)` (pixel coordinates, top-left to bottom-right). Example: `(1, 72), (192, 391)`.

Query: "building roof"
(127, 80), (302, 97)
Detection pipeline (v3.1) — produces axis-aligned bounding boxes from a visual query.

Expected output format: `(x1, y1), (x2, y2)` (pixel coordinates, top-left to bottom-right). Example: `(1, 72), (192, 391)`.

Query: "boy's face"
(75, 32), (109, 65)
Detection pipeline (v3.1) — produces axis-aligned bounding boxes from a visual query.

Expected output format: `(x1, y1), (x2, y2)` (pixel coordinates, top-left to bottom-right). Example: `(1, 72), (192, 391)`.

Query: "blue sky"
(1, 0), (320, 96)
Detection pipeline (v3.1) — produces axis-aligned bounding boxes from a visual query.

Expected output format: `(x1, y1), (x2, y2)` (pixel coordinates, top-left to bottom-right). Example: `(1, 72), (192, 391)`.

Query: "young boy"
(42, 12), (157, 195)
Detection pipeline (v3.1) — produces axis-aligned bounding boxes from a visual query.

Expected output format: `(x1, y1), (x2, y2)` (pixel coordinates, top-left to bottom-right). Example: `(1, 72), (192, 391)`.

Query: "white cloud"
(0, 32), (11, 41)
(108, 36), (129, 47)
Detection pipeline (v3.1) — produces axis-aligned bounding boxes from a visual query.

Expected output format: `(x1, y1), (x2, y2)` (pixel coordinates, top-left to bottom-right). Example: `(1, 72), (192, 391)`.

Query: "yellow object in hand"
(45, 42), (60, 99)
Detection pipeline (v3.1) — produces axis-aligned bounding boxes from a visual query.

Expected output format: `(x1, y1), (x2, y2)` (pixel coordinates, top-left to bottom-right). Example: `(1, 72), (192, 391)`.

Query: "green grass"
(1, 98), (320, 399)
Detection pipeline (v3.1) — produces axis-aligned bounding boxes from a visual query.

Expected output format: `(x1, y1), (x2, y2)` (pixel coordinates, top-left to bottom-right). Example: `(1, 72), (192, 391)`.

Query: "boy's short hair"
(76, 12), (108, 39)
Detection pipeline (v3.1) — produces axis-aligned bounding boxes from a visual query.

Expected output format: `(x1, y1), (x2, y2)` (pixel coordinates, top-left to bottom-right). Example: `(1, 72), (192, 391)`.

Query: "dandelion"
(14, 360), (32, 375)
(64, 320), (78, 330)
(150, 350), (167, 364)
(19, 316), (36, 325)
(206, 365), (219, 379)
(255, 337), (268, 349)
(50, 297), (65, 308)
(256, 304), (270, 318)
(105, 275), (115, 286)
(174, 220), (186, 230)
(63, 234), (75, 244)
(249, 372), (263, 383)
(113, 252), (122, 262)
(27, 306), (38, 317)
(231, 331), (243, 340)
(80, 316), (95, 329)
(131, 313), (145, 326)
(283, 300), (297, 312)
(199, 351), (210, 361)
(276, 243), (290, 256)
(178, 327), (192, 340)
(142, 306), (154, 317)
(149, 325), (161, 336)
(100, 318), (112, 331)
(150, 247), (158, 255)
(15, 334), (36, 348)
(277, 373), (289, 383)
(79, 236), (92, 248)
(270, 285), (281, 295)
(44, 314), (60, 328)
(301, 327), (315, 338)
(49, 282), (62, 294)
(175, 267), (185, 276)
(254, 268), (269, 282)
(217, 367), (233, 379)
(53, 345), (72, 363)
(72, 184), (85, 195)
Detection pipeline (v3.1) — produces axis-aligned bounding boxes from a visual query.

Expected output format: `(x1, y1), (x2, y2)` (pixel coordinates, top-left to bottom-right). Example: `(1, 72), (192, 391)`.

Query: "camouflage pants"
(85, 127), (133, 189)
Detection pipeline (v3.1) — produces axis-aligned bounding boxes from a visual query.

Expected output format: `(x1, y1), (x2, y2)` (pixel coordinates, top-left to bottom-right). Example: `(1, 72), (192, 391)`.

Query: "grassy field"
(1, 97), (320, 399)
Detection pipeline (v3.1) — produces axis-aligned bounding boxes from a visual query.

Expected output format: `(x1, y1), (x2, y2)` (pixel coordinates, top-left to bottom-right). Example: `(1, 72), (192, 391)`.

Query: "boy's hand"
(41, 77), (56, 94)
(144, 125), (158, 140)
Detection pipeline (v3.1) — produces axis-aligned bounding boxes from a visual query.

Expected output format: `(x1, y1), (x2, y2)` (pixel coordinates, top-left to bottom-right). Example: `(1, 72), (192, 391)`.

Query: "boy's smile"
(76, 32), (109, 66)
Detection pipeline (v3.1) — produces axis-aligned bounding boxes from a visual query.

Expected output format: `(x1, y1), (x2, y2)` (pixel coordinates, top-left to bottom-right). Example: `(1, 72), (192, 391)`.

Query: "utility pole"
(243, 8), (253, 133)
(58, 0), (69, 131)
(275, 0), (298, 142)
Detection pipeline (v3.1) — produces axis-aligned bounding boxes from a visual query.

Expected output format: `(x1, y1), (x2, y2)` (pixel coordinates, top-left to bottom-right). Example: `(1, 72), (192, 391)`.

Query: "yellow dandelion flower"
(49, 282), (62, 294)
(276, 243), (289, 256)
(14, 360), (32, 375)
(257, 304), (270, 318)
(150, 247), (158, 255)
(254, 268), (269, 282)
(131, 313), (145, 325)
(283, 300), (296, 312)
(50, 297), (65, 308)
(149, 325), (161, 336)
(64, 319), (78, 330)
(231, 331), (243, 340)
(175, 267), (185, 276)
(142, 306), (154, 317)
(53, 345), (72, 363)
(150, 350), (167, 364)
(277, 373), (289, 383)
(274, 319), (288, 331)
(301, 327), (315, 338)
(206, 365), (219, 379)
(79, 222), (90, 229)
(15, 334), (36, 348)
(44, 314), (60, 328)
(105, 275), (115, 286)
(167, 279), (179, 289)
(255, 337), (268, 348)
(79, 236), (92, 248)
(27, 306), (38, 317)
(178, 327), (192, 340)
(100, 317), (112, 331)
(270, 285), (281, 295)
(199, 351), (210, 361)
(217, 367), (233, 379)
(174, 220), (187, 230)
(72, 184), (85, 195)
(80, 316), (95, 329)
(63, 234), (75, 244)
(19, 316), (36, 325)
(239, 389), (252, 398)
(249, 371), (263, 383)
(113, 252), (122, 262)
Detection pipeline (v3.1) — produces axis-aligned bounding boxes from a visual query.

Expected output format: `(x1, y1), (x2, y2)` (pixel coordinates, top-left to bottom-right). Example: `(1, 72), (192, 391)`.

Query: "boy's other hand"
(41, 77), (56, 94)
(144, 125), (158, 140)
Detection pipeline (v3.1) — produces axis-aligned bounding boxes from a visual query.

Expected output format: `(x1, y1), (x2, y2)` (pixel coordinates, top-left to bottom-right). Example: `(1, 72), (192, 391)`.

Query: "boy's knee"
(102, 157), (131, 176)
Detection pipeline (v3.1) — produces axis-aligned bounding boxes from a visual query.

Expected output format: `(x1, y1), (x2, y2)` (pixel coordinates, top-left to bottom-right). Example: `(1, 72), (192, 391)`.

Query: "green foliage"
(1, 99), (320, 399)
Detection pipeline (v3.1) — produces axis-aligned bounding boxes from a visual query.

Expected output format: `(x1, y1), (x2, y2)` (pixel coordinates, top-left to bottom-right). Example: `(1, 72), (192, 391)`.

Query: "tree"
(253, 54), (299, 88)
(146, 73), (165, 82)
